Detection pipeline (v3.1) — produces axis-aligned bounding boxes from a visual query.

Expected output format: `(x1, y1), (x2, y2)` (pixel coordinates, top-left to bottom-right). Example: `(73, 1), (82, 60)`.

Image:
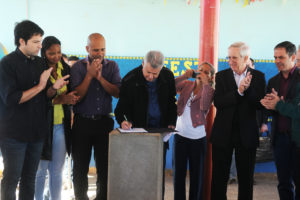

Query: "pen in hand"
(124, 115), (128, 122)
(122, 115), (132, 130)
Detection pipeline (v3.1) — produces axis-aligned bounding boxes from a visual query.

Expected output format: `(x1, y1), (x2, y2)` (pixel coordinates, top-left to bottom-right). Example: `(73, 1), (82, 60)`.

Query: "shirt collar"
(280, 65), (296, 79)
(290, 65), (296, 75)
(146, 78), (158, 86)
(15, 48), (36, 61)
(233, 67), (248, 77)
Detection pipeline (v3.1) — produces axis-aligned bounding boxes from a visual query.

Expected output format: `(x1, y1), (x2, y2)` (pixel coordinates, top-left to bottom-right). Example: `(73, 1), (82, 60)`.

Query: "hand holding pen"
(121, 115), (132, 130)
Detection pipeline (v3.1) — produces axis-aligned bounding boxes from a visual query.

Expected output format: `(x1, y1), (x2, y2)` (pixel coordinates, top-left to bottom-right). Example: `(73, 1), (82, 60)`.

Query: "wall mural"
(68, 54), (278, 82)
(0, 42), (8, 59)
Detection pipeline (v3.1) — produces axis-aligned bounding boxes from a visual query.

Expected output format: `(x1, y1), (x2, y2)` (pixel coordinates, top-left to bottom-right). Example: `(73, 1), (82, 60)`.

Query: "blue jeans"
(35, 124), (66, 200)
(273, 133), (296, 200)
(0, 138), (43, 200)
(172, 134), (207, 200)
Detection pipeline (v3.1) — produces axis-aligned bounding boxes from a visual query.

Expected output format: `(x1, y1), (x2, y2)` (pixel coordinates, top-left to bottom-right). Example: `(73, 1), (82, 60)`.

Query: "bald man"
(70, 33), (121, 200)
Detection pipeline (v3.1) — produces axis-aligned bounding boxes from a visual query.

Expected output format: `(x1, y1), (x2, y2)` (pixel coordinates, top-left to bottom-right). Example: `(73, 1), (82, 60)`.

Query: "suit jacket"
(210, 68), (266, 149)
(114, 65), (177, 129)
(266, 67), (300, 144)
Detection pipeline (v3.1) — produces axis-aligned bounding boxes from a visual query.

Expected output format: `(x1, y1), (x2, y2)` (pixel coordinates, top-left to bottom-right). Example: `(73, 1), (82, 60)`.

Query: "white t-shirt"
(175, 92), (206, 139)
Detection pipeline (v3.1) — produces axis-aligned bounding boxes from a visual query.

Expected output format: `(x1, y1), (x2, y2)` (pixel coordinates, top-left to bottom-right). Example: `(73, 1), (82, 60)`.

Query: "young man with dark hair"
(261, 41), (300, 200)
(0, 20), (69, 199)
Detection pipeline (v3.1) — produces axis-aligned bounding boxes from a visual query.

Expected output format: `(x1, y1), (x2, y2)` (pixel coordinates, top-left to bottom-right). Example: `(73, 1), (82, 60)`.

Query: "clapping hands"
(87, 59), (102, 79)
(260, 88), (283, 110)
(238, 72), (252, 94)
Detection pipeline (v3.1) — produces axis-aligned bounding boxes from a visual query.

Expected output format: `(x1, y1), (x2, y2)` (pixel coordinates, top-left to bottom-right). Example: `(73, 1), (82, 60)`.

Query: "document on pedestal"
(117, 128), (148, 133)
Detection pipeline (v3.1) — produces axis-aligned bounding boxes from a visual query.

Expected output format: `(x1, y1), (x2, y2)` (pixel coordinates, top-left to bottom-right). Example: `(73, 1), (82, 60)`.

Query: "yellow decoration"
(234, 0), (264, 7)
(0, 42), (8, 57)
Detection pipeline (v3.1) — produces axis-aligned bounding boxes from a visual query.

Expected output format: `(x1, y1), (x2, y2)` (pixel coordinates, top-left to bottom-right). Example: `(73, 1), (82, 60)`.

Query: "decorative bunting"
(235, 0), (264, 6)
(163, 0), (267, 6)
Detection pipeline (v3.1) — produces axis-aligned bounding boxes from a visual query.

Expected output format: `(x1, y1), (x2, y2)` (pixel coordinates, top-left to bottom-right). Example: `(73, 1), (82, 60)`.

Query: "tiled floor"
(60, 172), (279, 200)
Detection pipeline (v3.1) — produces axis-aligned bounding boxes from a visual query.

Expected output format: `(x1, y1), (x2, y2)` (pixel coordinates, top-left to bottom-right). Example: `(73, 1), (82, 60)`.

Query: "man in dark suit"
(261, 41), (300, 200)
(210, 42), (266, 200)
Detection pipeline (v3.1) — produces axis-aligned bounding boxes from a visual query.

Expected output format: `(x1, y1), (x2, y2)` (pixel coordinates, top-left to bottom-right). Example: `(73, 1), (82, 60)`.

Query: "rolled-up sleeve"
(70, 62), (84, 91)
(111, 62), (121, 88)
(0, 59), (22, 106)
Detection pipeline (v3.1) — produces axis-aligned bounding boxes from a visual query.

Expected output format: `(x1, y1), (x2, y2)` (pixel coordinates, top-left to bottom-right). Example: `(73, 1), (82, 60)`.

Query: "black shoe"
(228, 178), (237, 184)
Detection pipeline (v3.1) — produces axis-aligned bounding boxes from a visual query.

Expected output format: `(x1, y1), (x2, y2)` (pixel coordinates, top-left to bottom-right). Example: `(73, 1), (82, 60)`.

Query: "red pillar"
(199, 0), (220, 200)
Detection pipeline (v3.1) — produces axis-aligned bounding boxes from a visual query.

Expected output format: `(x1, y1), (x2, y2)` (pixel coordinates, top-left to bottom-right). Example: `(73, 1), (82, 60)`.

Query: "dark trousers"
(295, 148), (300, 200)
(273, 133), (297, 200)
(163, 142), (167, 200)
(172, 134), (207, 200)
(211, 144), (256, 200)
(72, 114), (114, 200)
(0, 138), (43, 200)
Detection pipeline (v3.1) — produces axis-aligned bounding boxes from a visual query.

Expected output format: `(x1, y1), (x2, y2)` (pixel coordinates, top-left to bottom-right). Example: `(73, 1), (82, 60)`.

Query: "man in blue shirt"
(71, 33), (121, 200)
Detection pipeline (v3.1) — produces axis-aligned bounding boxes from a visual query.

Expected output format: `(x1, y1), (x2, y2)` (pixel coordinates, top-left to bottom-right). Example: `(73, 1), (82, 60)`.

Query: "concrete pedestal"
(107, 129), (164, 200)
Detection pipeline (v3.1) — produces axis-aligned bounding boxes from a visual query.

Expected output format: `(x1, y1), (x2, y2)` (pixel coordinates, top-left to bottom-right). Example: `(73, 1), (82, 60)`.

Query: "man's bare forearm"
(98, 77), (119, 98)
(75, 74), (93, 101)
(19, 85), (43, 104)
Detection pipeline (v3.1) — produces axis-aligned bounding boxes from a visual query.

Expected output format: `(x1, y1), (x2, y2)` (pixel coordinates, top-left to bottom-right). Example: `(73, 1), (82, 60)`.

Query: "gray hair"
(228, 42), (250, 58)
(144, 50), (165, 69)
